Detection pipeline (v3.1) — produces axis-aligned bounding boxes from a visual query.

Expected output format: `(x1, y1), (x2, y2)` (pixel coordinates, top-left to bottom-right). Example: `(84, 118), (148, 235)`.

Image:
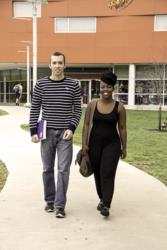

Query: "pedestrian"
(29, 51), (81, 218)
(82, 71), (127, 217)
(13, 83), (23, 106)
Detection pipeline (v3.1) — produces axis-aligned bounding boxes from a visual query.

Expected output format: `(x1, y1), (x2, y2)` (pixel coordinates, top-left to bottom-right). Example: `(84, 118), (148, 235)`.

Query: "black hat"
(100, 71), (117, 86)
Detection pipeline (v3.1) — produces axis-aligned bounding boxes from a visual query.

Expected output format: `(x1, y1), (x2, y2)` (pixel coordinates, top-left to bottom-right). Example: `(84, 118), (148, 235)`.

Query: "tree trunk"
(158, 105), (162, 131)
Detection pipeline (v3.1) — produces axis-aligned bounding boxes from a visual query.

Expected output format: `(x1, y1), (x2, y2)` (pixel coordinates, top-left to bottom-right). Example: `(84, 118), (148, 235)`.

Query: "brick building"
(0, 0), (167, 108)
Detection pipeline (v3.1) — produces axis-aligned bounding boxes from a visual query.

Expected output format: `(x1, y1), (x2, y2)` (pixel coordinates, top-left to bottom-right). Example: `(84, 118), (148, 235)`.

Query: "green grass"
(20, 124), (30, 132)
(0, 109), (9, 191)
(0, 109), (8, 116)
(0, 160), (8, 191)
(20, 109), (167, 186)
(126, 110), (167, 185)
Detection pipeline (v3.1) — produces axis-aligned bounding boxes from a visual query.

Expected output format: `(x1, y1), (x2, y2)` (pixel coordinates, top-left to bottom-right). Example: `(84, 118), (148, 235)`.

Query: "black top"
(90, 101), (120, 145)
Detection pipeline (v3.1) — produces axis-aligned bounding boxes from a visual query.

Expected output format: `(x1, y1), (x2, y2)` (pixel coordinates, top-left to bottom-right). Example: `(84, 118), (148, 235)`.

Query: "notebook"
(37, 120), (47, 140)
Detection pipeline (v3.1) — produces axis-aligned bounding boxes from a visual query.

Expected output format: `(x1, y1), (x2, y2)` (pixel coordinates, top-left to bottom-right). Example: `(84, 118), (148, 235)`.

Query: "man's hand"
(63, 129), (73, 140)
(31, 134), (39, 143)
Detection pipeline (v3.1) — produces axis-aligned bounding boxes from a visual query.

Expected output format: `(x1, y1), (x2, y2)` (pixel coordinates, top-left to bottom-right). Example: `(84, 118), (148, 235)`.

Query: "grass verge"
(0, 160), (8, 192)
(20, 124), (30, 132)
(0, 109), (8, 116)
(0, 109), (9, 191)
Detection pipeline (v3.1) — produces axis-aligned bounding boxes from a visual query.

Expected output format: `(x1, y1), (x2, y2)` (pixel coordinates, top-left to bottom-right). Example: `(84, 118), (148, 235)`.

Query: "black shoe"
(100, 206), (110, 217)
(45, 204), (54, 212)
(97, 201), (104, 211)
(55, 208), (66, 218)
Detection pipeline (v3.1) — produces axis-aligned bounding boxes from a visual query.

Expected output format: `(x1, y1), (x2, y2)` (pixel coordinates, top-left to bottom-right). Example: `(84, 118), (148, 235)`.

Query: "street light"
(18, 46), (30, 105)
(163, 64), (166, 106)
(27, 0), (48, 88)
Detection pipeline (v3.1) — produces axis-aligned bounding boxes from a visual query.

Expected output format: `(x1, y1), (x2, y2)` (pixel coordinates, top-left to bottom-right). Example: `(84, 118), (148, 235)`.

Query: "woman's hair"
(100, 71), (117, 86)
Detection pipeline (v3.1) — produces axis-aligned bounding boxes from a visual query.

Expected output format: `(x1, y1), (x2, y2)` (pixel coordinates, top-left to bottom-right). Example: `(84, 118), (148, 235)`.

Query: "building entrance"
(80, 80), (91, 106)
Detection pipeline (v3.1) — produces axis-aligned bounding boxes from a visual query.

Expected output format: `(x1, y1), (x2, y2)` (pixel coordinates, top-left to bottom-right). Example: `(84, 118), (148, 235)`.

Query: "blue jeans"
(40, 129), (73, 208)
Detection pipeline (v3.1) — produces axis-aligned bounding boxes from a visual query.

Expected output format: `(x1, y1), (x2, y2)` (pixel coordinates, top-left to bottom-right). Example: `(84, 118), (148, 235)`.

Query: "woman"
(82, 71), (127, 217)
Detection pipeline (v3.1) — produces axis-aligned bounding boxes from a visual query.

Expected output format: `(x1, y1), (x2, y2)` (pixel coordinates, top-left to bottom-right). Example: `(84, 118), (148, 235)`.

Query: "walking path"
(0, 105), (167, 250)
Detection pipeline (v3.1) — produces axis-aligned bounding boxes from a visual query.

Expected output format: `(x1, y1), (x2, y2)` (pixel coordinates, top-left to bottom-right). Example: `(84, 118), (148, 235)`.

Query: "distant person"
(82, 71), (127, 217)
(29, 51), (81, 218)
(13, 83), (23, 106)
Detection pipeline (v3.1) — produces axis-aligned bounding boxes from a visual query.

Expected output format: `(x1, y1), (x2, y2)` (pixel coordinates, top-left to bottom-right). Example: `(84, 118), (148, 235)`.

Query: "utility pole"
(17, 45), (30, 105)
(27, 0), (48, 88)
(32, 0), (37, 89)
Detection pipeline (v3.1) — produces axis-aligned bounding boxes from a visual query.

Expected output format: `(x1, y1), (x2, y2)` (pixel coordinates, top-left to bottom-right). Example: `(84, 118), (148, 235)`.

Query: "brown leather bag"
(75, 100), (97, 177)
(75, 149), (93, 177)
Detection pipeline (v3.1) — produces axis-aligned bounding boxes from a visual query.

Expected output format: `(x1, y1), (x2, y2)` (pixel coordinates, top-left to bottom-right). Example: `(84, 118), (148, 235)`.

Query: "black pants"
(89, 140), (121, 208)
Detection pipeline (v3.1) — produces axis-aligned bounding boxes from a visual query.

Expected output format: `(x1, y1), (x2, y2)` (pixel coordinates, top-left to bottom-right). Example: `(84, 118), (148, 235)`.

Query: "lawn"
(0, 109), (9, 191)
(0, 109), (8, 116)
(0, 160), (8, 191)
(125, 110), (167, 185)
(73, 108), (167, 186)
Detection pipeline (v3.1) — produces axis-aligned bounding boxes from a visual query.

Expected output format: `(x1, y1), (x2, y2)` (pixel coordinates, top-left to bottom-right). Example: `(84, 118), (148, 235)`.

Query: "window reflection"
(114, 80), (128, 104)
(135, 80), (167, 105)
(91, 80), (100, 99)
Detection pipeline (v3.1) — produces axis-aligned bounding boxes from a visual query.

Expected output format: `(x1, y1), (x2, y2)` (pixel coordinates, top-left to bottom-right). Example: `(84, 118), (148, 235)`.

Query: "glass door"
(80, 80), (91, 106)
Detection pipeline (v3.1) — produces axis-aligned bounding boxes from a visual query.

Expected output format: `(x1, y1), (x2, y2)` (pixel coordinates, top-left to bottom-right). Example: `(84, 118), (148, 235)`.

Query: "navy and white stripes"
(29, 76), (81, 136)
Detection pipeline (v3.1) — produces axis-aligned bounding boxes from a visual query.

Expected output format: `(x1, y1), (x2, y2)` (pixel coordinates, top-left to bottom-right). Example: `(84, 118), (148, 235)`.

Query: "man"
(29, 52), (81, 218)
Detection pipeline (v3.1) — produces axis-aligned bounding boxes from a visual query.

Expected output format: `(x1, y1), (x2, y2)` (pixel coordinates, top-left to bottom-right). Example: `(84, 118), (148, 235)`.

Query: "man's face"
(49, 55), (65, 77)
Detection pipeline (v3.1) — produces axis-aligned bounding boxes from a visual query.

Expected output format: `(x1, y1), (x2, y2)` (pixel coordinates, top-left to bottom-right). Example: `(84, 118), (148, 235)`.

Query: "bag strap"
(87, 100), (97, 143)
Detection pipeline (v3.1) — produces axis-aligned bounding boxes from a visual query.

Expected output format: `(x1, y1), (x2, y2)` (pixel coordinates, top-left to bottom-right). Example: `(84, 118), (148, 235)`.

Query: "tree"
(144, 62), (166, 131)
(151, 63), (166, 131)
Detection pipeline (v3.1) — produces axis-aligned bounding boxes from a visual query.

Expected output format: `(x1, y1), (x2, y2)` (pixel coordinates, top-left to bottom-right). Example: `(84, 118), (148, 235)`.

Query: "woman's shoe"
(100, 206), (110, 217)
(97, 201), (104, 211)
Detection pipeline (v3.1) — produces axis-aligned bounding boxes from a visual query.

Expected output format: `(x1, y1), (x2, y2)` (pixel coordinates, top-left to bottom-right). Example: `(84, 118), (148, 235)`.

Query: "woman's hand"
(82, 144), (89, 156)
(121, 148), (127, 159)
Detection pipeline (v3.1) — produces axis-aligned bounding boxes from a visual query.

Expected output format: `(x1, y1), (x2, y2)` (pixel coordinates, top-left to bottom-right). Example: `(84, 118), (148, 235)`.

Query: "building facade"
(0, 0), (167, 108)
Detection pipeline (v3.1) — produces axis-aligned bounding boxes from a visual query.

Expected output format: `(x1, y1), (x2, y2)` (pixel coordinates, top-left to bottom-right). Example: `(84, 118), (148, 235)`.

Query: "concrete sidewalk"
(0, 105), (167, 250)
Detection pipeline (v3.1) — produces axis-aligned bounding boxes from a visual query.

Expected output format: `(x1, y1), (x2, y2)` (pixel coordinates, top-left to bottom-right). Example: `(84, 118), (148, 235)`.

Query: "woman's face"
(100, 81), (114, 99)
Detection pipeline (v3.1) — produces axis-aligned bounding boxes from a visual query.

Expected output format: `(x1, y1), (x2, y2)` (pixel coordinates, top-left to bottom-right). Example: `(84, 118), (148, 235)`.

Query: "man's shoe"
(55, 208), (66, 218)
(97, 201), (104, 211)
(45, 204), (54, 213)
(100, 206), (110, 217)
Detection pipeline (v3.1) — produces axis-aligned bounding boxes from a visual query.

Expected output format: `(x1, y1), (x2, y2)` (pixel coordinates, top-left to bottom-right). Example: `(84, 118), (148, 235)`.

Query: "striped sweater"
(29, 76), (81, 136)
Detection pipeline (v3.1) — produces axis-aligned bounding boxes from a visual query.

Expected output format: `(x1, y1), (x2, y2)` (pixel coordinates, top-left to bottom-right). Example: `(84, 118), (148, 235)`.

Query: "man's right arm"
(29, 81), (42, 141)
(31, 134), (39, 143)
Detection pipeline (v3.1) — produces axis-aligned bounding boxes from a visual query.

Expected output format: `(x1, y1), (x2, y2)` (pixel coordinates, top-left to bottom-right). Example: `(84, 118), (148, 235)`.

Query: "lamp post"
(32, 0), (37, 89)
(27, 0), (48, 88)
(18, 46), (30, 105)
(26, 45), (30, 105)
(162, 64), (166, 106)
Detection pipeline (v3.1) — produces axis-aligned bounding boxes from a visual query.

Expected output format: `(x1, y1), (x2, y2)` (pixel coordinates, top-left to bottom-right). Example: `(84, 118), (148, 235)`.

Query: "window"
(154, 15), (167, 31)
(54, 17), (96, 33)
(13, 1), (41, 18)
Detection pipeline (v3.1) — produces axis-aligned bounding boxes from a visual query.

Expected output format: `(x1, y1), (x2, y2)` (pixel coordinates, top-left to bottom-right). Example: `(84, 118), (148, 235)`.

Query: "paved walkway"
(0, 105), (167, 250)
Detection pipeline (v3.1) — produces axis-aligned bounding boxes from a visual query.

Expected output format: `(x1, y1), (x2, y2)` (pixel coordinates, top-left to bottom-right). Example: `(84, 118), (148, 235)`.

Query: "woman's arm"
(82, 104), (91, 155)
(118, 103), (127, 159)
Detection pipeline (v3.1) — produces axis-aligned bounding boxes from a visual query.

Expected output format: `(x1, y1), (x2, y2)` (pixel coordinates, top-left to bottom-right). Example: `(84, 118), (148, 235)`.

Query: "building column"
(88, 80), (92, 103)
(128, 64), (135, 106)
(3, 76), (6, 103)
